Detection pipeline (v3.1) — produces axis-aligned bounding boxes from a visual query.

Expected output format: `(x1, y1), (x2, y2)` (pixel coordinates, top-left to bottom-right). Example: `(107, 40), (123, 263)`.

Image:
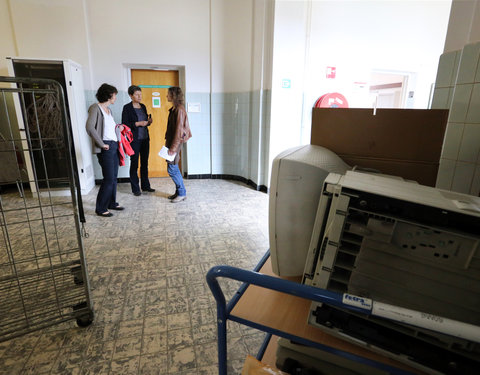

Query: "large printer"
(298, 171), (480, 374)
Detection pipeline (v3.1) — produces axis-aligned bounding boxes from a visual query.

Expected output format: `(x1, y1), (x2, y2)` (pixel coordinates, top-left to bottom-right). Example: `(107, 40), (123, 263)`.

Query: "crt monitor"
(269, 145), (350, 276)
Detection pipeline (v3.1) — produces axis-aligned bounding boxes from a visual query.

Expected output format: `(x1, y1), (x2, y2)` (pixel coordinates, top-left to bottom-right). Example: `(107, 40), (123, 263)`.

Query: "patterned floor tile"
(166, 312), (190, 332)
(190, 309), (215, 328)
(227, 358), (247, 375)
(165, 298), (189, 315)
(84, 340), (115, 363)
(194, 340), (218, 367)
(197, 365), (218, 375)
(117, 319), (144, 339)
(167, 328), (194, 351)
(113, 336), (142, 359)
(145, 301), (167, 317)
(167, 346), (196, 373)
(88, 323), (118, 342)
(22, 349), (59, 374)
(226, 336), (249, 361)
(243, 332), (266, 354)
(139, 352), (168, 374)
(192, 324), (217, 345)
(143, 316), (167, 335)
(80, 361), (111, 375)
(0, 179), (270, 375)
(142, 333), (168, 355)
(110, 355), (140, 374)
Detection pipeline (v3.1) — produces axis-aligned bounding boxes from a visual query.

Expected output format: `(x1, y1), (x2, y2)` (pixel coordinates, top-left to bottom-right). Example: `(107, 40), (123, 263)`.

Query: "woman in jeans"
(165, 86), (192, 203)
(86, 83), (124, 217)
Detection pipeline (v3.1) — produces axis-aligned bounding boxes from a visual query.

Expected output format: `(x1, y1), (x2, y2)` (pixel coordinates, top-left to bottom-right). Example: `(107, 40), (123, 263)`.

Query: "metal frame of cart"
(206, 250), (480, 375)
(0, 76), (93, 342)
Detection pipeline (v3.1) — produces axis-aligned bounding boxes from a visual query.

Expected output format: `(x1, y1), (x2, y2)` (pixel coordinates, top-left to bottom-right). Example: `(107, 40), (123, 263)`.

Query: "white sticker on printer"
(342, 293), (372, 310)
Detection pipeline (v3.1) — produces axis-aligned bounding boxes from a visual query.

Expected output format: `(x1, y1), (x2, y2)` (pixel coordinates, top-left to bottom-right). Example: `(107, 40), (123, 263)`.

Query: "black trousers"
(129, 138), (151, 193)
(96, 141), (119, 213)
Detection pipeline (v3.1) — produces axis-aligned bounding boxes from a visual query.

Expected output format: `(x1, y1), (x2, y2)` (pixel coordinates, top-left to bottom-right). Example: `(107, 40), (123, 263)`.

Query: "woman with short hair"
(86, 83), (124, 217)
(121, 85), (154, 196)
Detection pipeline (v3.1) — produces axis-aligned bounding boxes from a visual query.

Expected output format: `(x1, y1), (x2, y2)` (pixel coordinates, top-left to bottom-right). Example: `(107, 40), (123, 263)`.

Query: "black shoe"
(96, 211), (113, 217)
(168, 192), (178, 200)
(109, 206), (125, 211)
(142, 187), (155, 192)
(133, 191), (142, 196)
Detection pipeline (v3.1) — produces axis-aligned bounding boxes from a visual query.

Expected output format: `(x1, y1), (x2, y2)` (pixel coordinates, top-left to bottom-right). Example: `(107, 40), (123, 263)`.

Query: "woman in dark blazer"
(86, 83), (124, 217)
(121, 85), (154, 196)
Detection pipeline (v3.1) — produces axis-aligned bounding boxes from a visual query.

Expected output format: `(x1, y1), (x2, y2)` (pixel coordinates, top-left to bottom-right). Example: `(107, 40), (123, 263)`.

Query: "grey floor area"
(0, 178), (270, 375)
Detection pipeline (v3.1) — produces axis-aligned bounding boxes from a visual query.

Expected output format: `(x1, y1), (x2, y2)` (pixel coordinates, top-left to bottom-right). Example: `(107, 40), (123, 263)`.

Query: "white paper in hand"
(158, 146), (176, 162)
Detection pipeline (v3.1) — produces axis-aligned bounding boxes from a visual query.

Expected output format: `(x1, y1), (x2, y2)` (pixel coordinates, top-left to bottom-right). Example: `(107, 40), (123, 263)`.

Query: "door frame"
(123, 64), (186, 91)
(123, 63), (187, 174)
(370, 69), (417, 109)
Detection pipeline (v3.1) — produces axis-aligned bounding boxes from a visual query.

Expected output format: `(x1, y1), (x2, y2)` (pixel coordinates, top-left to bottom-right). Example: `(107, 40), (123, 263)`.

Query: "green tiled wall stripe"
(138, 84), (172, 88)
(85, 89), (271, 187)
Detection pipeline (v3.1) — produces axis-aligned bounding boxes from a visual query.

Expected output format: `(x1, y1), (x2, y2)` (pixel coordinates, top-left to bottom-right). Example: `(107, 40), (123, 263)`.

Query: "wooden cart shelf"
(207, 251), (428, 375)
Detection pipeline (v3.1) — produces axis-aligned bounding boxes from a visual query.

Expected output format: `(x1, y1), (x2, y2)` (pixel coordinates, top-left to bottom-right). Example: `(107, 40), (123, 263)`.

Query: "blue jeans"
(167, 162), (186, 196)
(129, 138), (151, 193)
(96, 141), (119, 213)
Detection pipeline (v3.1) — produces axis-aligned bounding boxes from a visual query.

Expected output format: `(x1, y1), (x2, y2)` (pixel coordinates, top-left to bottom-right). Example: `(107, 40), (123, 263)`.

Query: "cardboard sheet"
(310, 108), (449, 186)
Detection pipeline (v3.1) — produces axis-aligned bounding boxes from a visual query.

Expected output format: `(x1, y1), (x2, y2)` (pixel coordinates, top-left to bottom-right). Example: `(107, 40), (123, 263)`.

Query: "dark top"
(165, 107), (177, 149)
(121, 102), (150, 141)
(134, 108), (147, 140)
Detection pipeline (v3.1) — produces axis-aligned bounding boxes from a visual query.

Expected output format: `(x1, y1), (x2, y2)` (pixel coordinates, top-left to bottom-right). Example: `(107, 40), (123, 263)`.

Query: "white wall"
(3, 0), (260, 93)
(0, 0), (16, 76)
(6, 0), (93, 87)
(211, 0), (254, 93)
(307, 0), (450, 108)
(0, 0), (274, 185)
(270, 1), (309, 166)
(3, 0), (211, 93)
(85, 0), (213, 176)
(86, 0), (211, 93)
(251, 0), (274, 93)
(269, 0), (451, 176)
(249, 0), (275, 187)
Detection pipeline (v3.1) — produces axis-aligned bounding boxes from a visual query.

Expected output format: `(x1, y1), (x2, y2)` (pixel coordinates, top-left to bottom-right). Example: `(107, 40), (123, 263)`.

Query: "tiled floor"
(0, 178), (270, 374)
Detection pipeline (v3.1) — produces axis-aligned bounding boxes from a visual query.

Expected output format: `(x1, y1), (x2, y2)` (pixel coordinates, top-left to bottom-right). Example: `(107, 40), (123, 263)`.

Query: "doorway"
(369, 72), (409, 108)
(130, 69), (179, 177)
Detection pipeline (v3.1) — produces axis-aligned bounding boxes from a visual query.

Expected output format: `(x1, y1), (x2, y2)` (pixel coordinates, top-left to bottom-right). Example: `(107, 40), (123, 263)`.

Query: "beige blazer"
(85, 103), (121, 154)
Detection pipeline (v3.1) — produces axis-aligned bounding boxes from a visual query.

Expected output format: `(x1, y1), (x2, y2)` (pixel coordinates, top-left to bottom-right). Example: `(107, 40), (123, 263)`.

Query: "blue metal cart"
(206, 250), (480, 375)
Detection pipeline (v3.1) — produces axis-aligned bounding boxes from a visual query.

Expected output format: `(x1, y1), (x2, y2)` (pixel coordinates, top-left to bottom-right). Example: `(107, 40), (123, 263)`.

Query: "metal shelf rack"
(0, 76), (93, 342)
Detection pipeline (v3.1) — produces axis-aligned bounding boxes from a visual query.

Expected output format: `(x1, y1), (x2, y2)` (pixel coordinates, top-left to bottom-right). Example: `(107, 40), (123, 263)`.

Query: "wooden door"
(130, 69), (179, 177)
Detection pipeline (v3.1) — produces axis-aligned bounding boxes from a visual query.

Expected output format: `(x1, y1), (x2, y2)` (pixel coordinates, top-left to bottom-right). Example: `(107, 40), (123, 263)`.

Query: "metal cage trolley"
(0, 76), (93, 342)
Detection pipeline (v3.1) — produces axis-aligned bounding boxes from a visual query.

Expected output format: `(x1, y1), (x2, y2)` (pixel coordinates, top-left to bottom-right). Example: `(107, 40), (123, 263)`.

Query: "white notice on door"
(152, 96), (161, 108)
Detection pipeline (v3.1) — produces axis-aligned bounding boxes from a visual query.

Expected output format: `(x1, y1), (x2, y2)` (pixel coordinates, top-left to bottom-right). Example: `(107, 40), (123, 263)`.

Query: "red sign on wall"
(326, 66), (336, 79)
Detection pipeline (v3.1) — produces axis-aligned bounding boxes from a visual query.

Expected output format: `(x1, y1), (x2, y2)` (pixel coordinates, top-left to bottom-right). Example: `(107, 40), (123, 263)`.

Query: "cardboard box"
(310, 108), (449, 186)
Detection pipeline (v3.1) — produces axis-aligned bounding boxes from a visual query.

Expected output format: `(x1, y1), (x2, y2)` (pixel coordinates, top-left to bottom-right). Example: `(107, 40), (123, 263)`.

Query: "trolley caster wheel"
(71, 266), (84, 285)
(76, 316), (93, 327)
(73, 302), (94, 327)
